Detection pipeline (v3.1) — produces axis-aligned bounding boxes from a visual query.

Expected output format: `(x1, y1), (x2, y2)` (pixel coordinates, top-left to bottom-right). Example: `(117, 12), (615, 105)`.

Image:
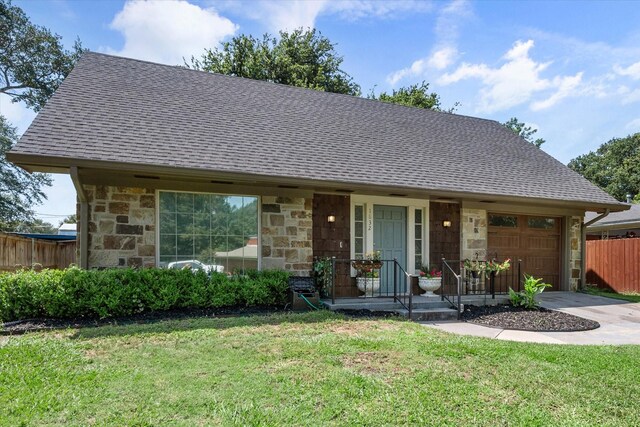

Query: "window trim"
(155, 189), (262, 270)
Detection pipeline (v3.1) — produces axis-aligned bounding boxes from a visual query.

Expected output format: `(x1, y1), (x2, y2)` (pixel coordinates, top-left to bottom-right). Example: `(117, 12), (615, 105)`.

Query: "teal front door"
(373, 205), (407, 295)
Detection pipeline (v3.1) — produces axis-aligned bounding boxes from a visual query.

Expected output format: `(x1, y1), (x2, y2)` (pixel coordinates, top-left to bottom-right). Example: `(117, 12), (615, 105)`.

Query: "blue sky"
(2, 0), (640, 224)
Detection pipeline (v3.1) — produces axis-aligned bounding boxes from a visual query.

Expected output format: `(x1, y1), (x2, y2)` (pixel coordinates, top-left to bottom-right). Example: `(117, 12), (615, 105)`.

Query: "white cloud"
(385, 0), (469, 85)
(0, 94), (37, 135)
(626, 117), (640, 130)
(621, 88), (640, 104)
(217, 0), (432, 33)
(108, 0), (238, 65)
(531, 72), (583, 111)
(614, 61), (640, 80)
(439, 39), (583, 113)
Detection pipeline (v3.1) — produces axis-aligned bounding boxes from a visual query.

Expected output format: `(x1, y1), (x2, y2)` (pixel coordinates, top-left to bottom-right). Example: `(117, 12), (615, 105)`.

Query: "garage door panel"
(526, 236), (559, 251)
(488, 214), (561, 291)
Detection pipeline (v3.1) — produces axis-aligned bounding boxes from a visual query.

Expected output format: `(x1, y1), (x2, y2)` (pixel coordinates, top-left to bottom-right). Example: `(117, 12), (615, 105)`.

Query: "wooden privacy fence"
(586, 238), (640, 293)
(0, 233), (77, 272)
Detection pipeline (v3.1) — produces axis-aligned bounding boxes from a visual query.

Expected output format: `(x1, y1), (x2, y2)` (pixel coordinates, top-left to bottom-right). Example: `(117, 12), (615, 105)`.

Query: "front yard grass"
(1, 311), (639, 426)
(584, 286), (640, 303)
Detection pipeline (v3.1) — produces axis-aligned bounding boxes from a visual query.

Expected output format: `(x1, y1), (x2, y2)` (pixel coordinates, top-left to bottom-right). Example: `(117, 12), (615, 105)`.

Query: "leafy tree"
(58, 214), (77, 226)
(1, 0), (83, 230)
(369, 81), (459, 112)
(568, 133), (640, 202)
(0, 116), (51, 231)
(12, 218), (57, 234)
(502, 117), (545, 148)
(189, 28), (360, 96)
(1, 0), (83, 111)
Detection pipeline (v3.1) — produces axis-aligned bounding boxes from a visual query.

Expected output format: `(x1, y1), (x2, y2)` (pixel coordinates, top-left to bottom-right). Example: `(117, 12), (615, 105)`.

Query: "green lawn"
(1, 311), (639, 426)
(584, 286), (640, 303)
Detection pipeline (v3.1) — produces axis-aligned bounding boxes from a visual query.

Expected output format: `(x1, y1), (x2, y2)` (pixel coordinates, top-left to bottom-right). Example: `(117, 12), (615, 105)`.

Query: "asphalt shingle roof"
(586, 204), (640, 226)
(10, 52), (623, 208)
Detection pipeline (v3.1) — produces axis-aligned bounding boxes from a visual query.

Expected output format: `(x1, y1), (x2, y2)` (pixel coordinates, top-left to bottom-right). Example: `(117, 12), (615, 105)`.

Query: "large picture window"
(158, 191), (259, 273)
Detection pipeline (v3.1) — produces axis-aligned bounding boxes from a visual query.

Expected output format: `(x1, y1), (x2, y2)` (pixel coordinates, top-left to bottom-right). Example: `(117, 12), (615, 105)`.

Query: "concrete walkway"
(421, 292), (640, 345)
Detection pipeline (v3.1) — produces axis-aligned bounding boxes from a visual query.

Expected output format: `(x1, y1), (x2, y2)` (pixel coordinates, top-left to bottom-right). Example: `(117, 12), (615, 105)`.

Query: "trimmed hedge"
(0, 267), (290, 322)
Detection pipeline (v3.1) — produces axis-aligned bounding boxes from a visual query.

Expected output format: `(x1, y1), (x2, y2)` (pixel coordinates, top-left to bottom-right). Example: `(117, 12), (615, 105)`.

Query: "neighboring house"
(58, 223), (78, 237)
(586, 204), (640, 240)
(7, 52), (628, 294)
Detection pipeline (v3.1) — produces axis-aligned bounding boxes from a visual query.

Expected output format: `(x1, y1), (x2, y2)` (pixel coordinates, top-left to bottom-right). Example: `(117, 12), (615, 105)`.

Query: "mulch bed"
(0, 305), (291, 335)
(461, 304), (600, 332)
(334, 309), (400, 319)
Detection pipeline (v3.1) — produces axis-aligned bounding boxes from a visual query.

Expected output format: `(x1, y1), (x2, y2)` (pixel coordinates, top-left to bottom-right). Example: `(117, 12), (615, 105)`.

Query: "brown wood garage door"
(487, 214), (561, 290)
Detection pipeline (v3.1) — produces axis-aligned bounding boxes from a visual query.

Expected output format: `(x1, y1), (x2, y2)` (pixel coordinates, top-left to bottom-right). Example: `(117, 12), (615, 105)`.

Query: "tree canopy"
(568, 133), (640, 202)
(189, 28), (360, 96)
(502, 117), (545, 148)
(1, 0), (83, 111)
(0, 116), (52, 230)
(1, 0), (82, 231)
(369, 81), (459, 112)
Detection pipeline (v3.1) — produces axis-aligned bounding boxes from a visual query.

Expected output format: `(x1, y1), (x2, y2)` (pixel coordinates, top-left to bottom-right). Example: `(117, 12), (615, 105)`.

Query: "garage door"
(487, 214), (561, 290)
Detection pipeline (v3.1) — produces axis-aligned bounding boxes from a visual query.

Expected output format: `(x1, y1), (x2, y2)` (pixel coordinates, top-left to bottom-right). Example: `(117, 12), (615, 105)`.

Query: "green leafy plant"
(0, 267), (291, 322)
(509, 275), (551, 309)
(312, 257), (333, 296)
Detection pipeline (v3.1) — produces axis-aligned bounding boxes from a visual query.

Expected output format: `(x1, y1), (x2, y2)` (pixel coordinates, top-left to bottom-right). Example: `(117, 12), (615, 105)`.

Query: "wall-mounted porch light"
(327, 215), (336, 223)
(442, 220), (452, 228)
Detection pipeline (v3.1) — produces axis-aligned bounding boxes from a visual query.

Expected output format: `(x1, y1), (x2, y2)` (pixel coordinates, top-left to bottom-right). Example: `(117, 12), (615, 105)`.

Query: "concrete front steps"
(322, 295), (510, 322)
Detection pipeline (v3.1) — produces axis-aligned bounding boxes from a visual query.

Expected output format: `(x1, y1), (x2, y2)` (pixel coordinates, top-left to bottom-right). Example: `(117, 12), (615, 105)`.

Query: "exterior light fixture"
(442, 220), (452, 228)
(327, 215), (336, 223)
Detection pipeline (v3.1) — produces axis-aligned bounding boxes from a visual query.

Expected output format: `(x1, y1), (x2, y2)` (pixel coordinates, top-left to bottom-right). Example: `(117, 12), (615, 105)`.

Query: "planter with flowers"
(418, 265), (442, 296)
(352, 251), (382, 297)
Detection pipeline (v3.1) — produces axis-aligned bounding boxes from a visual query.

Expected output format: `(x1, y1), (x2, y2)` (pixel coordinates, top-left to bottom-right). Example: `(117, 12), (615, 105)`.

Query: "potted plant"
(463, 256), (482, 278)
(352, 251), (382, 297)
(484, 258), (511, 277)
(418, 265), (442, 296)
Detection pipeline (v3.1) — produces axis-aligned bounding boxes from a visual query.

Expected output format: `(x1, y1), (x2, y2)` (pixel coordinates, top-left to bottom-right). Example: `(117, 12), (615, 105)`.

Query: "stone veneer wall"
(569, 216), (582, 290)
(460, 208), (488, 261)
(261, 196), (313, 276)
(84, 185), (156, 268)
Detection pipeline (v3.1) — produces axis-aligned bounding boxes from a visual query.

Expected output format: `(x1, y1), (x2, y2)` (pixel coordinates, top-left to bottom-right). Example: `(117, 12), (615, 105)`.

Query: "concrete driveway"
(422, 292), (640, 345)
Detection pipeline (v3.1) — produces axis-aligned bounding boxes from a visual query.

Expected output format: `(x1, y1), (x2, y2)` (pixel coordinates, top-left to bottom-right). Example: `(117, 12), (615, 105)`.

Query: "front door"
(373, 205), (407, 295)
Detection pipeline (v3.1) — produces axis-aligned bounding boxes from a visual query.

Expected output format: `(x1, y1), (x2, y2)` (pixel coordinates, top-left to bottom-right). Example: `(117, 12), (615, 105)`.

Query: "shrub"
(509, 275), (551, 309)
(0, 267), (291, 322)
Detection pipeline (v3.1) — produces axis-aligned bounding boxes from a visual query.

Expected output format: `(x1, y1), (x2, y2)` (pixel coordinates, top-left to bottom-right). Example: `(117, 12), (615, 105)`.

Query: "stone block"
(285, 249), (299, 262)
(270, 214), (284, 226)
(127, 257), (143, 267)
(140, 195), (155, 208)
(88, 251), (118, 267)
(116, 224), (143, 235)
(95, 205), (105, 213)
(112, 193), (137, 201)
(262, 257), (285, 270)
(272, 236), (290, 248)
(291, 240), (311, 248)
(95, 186), (108, 200)
(130, 208), (154, 225)
(99, 220), (115, 234)
(290, 210), (311, 219)
(571, 268), (580, 279)
(467, 239), (486, 249)
(138, 245), (155, 257)
(145, 224), (155, 232)
(262, 204), (281, 213)
(117, 187), (147, 194)
(271, 248), (284, 258)
(262, 245), (271, 257)
(286, 226), (297, 235)
(109, 202), (130, 214)
(103, 235), (136, 250)
(116, 215), (129, 224)
(88, 221), (97, 233)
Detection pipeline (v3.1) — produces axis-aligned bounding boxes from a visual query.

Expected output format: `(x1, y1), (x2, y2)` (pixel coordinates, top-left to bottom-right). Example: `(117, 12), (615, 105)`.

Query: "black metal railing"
(441, 258), (463, 318)
(329, 257), (413, 316)
(461, 258), (522, 298)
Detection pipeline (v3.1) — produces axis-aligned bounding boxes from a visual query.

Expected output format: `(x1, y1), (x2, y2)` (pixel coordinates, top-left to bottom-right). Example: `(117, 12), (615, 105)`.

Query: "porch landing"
(322, 295), (510, 321)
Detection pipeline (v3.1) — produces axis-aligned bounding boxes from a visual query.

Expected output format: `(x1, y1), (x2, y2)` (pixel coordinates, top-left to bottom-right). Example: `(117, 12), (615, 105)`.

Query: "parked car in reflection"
(167, 260), (224, 274)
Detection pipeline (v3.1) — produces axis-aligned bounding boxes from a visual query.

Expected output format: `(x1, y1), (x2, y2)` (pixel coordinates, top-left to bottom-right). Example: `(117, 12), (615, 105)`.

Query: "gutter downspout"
(580, 209), (610, 290)
(70, 167), (89, 269)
